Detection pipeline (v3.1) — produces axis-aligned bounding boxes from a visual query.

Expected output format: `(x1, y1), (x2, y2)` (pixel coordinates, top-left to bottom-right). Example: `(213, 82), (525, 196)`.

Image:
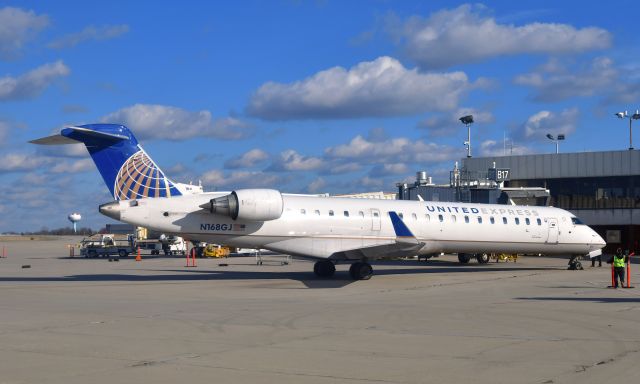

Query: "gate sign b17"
(488, 168), (510, 182)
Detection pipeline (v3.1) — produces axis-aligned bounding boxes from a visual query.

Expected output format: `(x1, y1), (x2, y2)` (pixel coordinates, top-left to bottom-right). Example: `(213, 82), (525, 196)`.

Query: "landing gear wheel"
(313, 260), (336, 277)
(458, 253), (471, 264)
(349, 262), (373, 280)
(476, 253), (490, 264)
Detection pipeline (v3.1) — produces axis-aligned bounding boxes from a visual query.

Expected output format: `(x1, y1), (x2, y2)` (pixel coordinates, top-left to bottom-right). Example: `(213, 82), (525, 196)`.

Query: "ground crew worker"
(608, 248), (628, 288)
(591, 253), (602, 267)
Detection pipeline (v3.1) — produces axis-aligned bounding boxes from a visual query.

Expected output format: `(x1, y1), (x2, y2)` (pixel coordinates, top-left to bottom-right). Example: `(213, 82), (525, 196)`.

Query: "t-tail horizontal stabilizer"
(30, 124), (182, 200)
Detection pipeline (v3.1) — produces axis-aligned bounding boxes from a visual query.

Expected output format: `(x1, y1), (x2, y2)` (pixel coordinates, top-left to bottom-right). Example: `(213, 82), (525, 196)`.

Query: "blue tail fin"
(31, 124), (182, 200)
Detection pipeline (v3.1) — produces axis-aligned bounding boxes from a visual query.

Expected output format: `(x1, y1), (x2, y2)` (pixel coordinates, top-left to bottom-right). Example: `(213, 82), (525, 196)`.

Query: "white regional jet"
(32, 124), (606, 280)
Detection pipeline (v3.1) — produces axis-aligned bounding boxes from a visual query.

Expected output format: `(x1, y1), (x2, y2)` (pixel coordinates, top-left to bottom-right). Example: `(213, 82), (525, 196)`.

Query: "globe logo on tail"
(113, 150), (179, 200)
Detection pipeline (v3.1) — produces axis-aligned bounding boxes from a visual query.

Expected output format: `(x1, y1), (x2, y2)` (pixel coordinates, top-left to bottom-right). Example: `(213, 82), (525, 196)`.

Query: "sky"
(1, 0), (639, 232)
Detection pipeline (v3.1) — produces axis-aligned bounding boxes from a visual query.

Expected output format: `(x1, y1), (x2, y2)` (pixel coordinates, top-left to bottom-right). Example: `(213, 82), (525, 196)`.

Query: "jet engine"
(206, 189), (283, 221)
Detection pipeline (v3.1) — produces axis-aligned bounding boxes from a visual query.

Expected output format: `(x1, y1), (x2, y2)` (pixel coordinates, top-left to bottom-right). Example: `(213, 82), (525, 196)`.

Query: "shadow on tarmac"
(0, 261), (559, 289)
(517, 296), (640, 303)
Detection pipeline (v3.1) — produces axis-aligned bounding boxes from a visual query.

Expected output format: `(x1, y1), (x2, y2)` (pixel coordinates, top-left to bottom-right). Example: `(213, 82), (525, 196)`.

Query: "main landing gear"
(313, 260), (336, 277)
(457, 253), (490, 264)
(313, 260), (374, 280)
(349, 262), (373, 280)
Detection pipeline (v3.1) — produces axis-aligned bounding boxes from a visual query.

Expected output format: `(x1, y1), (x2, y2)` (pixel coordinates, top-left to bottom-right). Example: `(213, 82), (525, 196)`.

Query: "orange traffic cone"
(135, 247), (141, 262)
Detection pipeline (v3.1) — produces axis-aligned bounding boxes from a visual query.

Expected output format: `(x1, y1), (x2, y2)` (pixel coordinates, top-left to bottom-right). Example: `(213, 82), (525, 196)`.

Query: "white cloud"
(517, 108), (579, 141)
(418, 107), (494, 137)
(48, 24), (129, 50)
(325, 134), (460, 164)
(322, 162), (361, 175)
(388, 4), (611, 69)
(102, 104), (254, 141)
(247, 56), (475, 120)
(359, 176), (385, 189)
(514, 57), (617, 102)
(0, 61), (70, 101)
(369, 163), (409, 177)
(306, 177), (327, 194)
(0, 6), (49, 60)
(0, 152), (52, 173)
(224, 148), (269, 169)
(200, 169), (284, 189)
(267, 149), (324, 172)
(50, 158), (95, 174)
(36, 142), (87, 158)
(478, 139), (534, 157)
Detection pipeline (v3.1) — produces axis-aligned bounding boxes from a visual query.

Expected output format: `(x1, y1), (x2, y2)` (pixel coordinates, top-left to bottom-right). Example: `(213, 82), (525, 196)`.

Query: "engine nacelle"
(208, 189), (283, 221)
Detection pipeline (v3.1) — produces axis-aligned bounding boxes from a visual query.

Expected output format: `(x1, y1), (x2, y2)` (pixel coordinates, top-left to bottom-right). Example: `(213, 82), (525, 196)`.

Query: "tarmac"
(0, 236), (639, 384)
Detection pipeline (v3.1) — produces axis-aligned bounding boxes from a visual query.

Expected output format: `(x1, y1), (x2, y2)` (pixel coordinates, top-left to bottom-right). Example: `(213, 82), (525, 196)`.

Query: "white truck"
(80, 234), (134, 258)
(135, 236), (187, 256)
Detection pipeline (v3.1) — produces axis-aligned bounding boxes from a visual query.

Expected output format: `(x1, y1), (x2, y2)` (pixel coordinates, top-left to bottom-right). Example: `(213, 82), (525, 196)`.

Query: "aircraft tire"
(349, 262), (373, 280)
(314, 260), (336, 277)
(458, 253), (471, 263)
(476, 253), (490, 264)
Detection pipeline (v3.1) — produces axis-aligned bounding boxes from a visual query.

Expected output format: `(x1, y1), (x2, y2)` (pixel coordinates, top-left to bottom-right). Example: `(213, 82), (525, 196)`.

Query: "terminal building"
(462, 150), (640, 253)
(397, 150), (640, 253)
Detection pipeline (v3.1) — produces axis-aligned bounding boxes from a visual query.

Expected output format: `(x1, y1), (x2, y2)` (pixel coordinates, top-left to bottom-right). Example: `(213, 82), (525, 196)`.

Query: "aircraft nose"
(99, 201), (121, 221)
(591, 231), (606, 248)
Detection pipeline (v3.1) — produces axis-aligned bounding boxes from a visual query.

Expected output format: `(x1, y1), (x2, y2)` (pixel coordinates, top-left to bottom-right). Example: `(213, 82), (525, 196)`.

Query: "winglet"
(389, 211), (417, 240)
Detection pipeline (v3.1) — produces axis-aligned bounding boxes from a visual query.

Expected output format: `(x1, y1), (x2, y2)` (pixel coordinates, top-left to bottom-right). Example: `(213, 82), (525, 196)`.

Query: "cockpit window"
(571, 217), (585, 225)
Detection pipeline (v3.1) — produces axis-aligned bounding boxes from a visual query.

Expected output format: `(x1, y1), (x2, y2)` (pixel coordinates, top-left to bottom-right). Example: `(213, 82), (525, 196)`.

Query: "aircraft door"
(371, 208), (381, 231)
(546, 218), (559, 244)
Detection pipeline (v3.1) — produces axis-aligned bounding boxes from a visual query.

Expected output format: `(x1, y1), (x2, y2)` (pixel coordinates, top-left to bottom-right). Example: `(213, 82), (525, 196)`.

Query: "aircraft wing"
(264, 211), (424, 260)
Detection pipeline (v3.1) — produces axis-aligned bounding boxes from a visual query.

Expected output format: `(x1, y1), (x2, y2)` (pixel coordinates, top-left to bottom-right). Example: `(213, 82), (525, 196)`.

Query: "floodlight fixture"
(459, 114), (474, 158)
(547, 133), (565, 154)
(459, 115), (474, 125)
(614, 109), (639, 150)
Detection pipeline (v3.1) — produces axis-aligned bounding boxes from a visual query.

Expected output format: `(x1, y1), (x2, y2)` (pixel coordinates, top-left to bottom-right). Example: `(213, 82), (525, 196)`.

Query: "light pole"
(615, 110), (640, 150)
(546, 133), (565, 154)
(459, 115), (474, 158)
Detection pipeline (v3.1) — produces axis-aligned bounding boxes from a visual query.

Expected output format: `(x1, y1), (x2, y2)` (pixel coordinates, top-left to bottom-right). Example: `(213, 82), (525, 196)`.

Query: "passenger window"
(537, 218), (542, 225)
(359, 211), (365, 218)
(490, 217), (495, 224)
(373, 212), (379, 218)
(300, 209), (306, 215)
(464, 215), (469, 223)
(329, 210), (334, 216)
(344, 211), (349, 217)
(503, 217), (507, 224)
(438, 214), (444, 222)
(412, 213), (417, 220)
(515, 218), (520, 225)
(315, 210), (320, 216)
(451, 215), (457, 223)
(477, 216), (482, 224)
(525, 218), (530, 225)
(399, 213), (404, 219)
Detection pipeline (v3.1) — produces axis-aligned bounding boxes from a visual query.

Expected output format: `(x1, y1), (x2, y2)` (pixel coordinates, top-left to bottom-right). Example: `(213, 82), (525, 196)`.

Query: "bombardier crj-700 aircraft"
(32, 124), (605, 280)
